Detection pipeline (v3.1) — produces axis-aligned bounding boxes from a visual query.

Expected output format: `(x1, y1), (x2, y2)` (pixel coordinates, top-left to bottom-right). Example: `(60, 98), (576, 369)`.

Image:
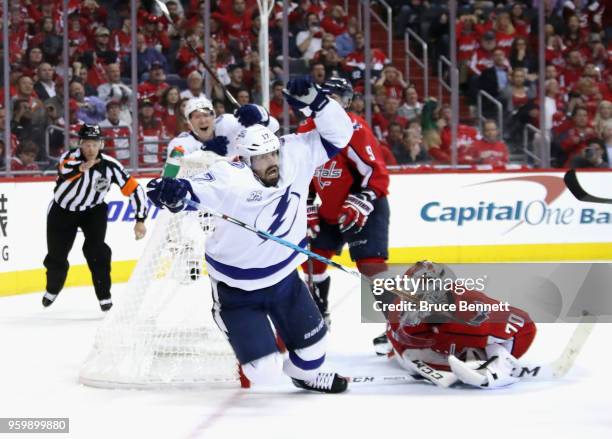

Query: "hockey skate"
(42, 292), (58, 307)
(292, 372), (348, 393)
(99, 298), (113, 312)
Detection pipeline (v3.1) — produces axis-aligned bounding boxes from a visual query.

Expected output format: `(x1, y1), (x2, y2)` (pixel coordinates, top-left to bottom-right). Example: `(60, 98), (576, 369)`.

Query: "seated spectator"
(129, 33), (168, 80)
(34, 63), (57, 101)
(97, 63), (133, 104)
(559, 107), (597, 166)
(212, 99), (226, 117)
(138, 62), (170, 102)
(392, 128), (429, 165)
(211, 0), (253, 43)
(141, 14), (171, 52)
(349, 93), (365, 117)
(310, 61), (327, 86)
(372, 96), (408, 140)
(138, 98), (168, 167)
(508, 37), (537, 79)
(100, 101), (132, 164)
(89, 27), (119, 65)
(582, 33), (608, 71)
(467, 119), (509, 167)
(318, 47), (345, 80)
(562, 14), (586, 53)
(380, 121), (404, 159)
(375, 65), (407, 100)
(158, 86), (182, 136)
(500, 68), (536, 145)
(214, 64), (246, 112)
(29, 16), (62, 64)
(180, 71), (206, 100)
(469, 31), (497, 78)
(343, 31), (388, 84)
(601, 120), (612, 166)
(321, 5), (347, 36)
(269, 80), (296, 123)
(296, 13), (324, 61)
(570, 139), (608, 168)
(510, 2), (530, 37)
(22, 47), (44, 78)
(456, 14), (479, 84)
(44, 101), (66, 158)
(236, 89), (251, 106)
(595, 101), (612, 136)
(70, 79), (106, 125)
(398, 86), (422, 121)
(10, 141), (40, 172)
(336, 16), (357, 57)
(176, 29), (206, 77)
(111, 17), (132, 60)
(313, 33), (337, 62)
(493, 12), (516, 57)
(544, 78), (567, 136)
(72, 61), (99, 97)
(561, 50), (585, 90)
(545, 33), (567, 70)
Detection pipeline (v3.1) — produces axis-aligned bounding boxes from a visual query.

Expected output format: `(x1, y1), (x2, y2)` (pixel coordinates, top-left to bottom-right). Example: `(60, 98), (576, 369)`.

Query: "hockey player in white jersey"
(147, 77), (353, 393)
(162, 96), (280, 177)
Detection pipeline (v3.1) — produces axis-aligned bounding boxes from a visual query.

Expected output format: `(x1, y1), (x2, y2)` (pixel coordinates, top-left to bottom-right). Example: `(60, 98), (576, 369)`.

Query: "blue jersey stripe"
(320, 135), (343, 159)
(205, 237), (309, 280)
(289, 351), (326, 370)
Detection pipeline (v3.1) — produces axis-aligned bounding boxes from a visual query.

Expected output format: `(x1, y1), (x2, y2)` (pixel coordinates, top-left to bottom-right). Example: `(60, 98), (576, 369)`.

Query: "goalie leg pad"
(283, 335), (328, 381)
(449, 343), (521, 389)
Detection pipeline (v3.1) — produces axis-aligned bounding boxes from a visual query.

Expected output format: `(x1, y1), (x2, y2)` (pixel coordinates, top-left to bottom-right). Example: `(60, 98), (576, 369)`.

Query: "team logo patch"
(94, 177), (110, 192)
(314, 161), (342, 189)
(255, 186), (300, 241)
(247, 190), (262, 202)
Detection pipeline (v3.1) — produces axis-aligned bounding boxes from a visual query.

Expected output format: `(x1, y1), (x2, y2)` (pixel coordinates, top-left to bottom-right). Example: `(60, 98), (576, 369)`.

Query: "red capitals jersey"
(467, 139), (509, 167)
(388, 289), (536, 370)
(297, 112), (389, 224)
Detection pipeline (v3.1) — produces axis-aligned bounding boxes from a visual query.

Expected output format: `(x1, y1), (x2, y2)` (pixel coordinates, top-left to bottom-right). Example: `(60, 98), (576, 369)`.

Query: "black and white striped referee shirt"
(53, 149), (148, 220)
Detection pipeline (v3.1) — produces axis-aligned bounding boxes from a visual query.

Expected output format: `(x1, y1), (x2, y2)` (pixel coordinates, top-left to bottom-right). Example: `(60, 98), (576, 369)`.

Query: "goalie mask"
(399, 261), (454, 327)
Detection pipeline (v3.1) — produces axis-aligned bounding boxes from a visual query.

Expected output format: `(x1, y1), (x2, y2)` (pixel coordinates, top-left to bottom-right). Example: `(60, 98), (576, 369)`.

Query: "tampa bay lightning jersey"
(166, 113), (280, 159)
(187, 99), (353, 290)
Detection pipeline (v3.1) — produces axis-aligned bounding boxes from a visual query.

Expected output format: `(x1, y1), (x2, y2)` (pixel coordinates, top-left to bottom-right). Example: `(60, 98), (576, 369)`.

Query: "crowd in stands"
(0, 0), (610, 174)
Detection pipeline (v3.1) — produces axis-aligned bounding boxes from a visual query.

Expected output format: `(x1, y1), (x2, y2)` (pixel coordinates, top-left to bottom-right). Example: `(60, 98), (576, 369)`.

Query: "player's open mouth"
(266, 167), (279, 178)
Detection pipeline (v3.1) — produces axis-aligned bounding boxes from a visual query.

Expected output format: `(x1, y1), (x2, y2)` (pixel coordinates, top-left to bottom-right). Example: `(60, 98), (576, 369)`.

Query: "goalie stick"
(564, 169), (612, 204)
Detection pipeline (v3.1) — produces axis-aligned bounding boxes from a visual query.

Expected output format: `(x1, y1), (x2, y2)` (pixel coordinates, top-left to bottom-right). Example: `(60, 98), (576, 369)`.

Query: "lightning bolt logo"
(267, 186), (291, 236)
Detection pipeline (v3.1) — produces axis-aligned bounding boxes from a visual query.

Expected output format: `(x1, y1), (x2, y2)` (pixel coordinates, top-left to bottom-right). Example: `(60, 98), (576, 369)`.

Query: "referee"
(42, 124), (148, 311)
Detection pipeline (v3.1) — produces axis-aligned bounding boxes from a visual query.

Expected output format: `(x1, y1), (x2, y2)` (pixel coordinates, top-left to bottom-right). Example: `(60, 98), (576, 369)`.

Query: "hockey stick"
(564, 169), (612, 204)
(184, 199), (363, 280)
(153, 0), (239, 108)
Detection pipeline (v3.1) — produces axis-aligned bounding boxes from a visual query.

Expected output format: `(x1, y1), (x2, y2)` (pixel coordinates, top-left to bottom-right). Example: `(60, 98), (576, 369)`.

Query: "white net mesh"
(79, 152), (241, 388)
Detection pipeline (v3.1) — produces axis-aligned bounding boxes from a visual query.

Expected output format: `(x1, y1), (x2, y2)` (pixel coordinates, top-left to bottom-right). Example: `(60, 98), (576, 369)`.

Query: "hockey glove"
(146, 177), (200, 213)
(307, 201), (320, 239)
(282, 76), (329, 114)
(201, 136), (229, 156)
(337, 190), (375, 233)
(235, 104), (270, 127)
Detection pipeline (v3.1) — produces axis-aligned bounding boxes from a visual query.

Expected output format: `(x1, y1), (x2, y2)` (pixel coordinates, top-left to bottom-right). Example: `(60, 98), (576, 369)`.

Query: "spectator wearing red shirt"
(269, 80), (296, 124)
(456, 15), (479, 82)
(142, 15), (171, 52)
(374, 65), (408, 100)
(379, 122), (403, 166)
(29, 17), (63, 65)
(138, 62), (170, 102)
(561, 49), (584, 91)
(321, 5), (347, 37)
(175, 29), (206, 78)
(427, 104), (479, 164)
(343, 32), (388, 84)
(138, 98), (168, 167)
(157, 86), (182, 137)
(560, 106), (597, 165)
(545, 33), (567, 70)
(562, 14), (587, 53)
(510, 3), (530, 37)
(111, 17), (132, 60)
(372, 97), (409, 140)
(467, 120), (509, 167)
(10, 141), (39, 173)
(211, 0), (253, 41)
(493, 12), (516, 57)
(100, 101), (132, 164)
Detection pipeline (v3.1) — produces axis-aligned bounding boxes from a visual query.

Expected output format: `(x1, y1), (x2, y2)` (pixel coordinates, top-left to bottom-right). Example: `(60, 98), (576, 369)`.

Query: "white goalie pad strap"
(449, 343), (521, 389)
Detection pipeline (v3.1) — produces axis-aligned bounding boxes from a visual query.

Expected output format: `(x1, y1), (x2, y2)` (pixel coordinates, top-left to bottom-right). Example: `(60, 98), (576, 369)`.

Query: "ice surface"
(1, 270), (610, 439)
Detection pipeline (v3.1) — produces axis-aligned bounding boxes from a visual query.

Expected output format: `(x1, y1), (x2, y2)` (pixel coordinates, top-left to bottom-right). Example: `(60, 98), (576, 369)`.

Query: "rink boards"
(1, 169), (611, 296)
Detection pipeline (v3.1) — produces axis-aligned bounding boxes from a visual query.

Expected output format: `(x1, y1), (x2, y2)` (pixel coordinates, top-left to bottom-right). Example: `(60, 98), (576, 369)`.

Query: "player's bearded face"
(190, 110), (215, 140)
(251, 151), (280, 186)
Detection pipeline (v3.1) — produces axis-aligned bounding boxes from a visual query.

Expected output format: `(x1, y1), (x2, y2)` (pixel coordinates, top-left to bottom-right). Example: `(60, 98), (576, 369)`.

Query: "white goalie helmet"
(184, 96), (215, 121)
(234, 124), (281, 163)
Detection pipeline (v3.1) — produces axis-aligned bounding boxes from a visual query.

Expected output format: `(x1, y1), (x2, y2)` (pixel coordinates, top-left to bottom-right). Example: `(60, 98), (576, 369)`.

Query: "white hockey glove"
(448, 343), (521, 389)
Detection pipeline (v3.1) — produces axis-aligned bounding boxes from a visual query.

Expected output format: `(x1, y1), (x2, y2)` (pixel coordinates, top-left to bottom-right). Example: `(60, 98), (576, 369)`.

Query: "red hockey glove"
(338, 191), (375, 233)
(307, 201), (320, 239)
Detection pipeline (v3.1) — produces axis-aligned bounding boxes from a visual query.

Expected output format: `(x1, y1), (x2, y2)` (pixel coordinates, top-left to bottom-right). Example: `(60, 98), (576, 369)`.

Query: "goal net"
(79, 152), (243, 388)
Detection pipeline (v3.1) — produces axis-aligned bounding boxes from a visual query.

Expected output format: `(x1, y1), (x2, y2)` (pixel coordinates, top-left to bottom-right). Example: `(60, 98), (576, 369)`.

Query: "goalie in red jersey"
(378, 261), (537, 389)
(295, 77), (390, 326)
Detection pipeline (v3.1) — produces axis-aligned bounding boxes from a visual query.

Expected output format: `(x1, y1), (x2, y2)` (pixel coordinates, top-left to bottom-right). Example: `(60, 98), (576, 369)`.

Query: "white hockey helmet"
(234, 125), (280, 163)
(184, 96), (215, 121)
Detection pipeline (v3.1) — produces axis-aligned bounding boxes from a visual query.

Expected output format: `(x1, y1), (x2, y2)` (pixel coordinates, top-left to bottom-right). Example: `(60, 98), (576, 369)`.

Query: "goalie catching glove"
(146, 177), (200, 213)
(338, 190), (375, 233)
(283, 76), (329, 115)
